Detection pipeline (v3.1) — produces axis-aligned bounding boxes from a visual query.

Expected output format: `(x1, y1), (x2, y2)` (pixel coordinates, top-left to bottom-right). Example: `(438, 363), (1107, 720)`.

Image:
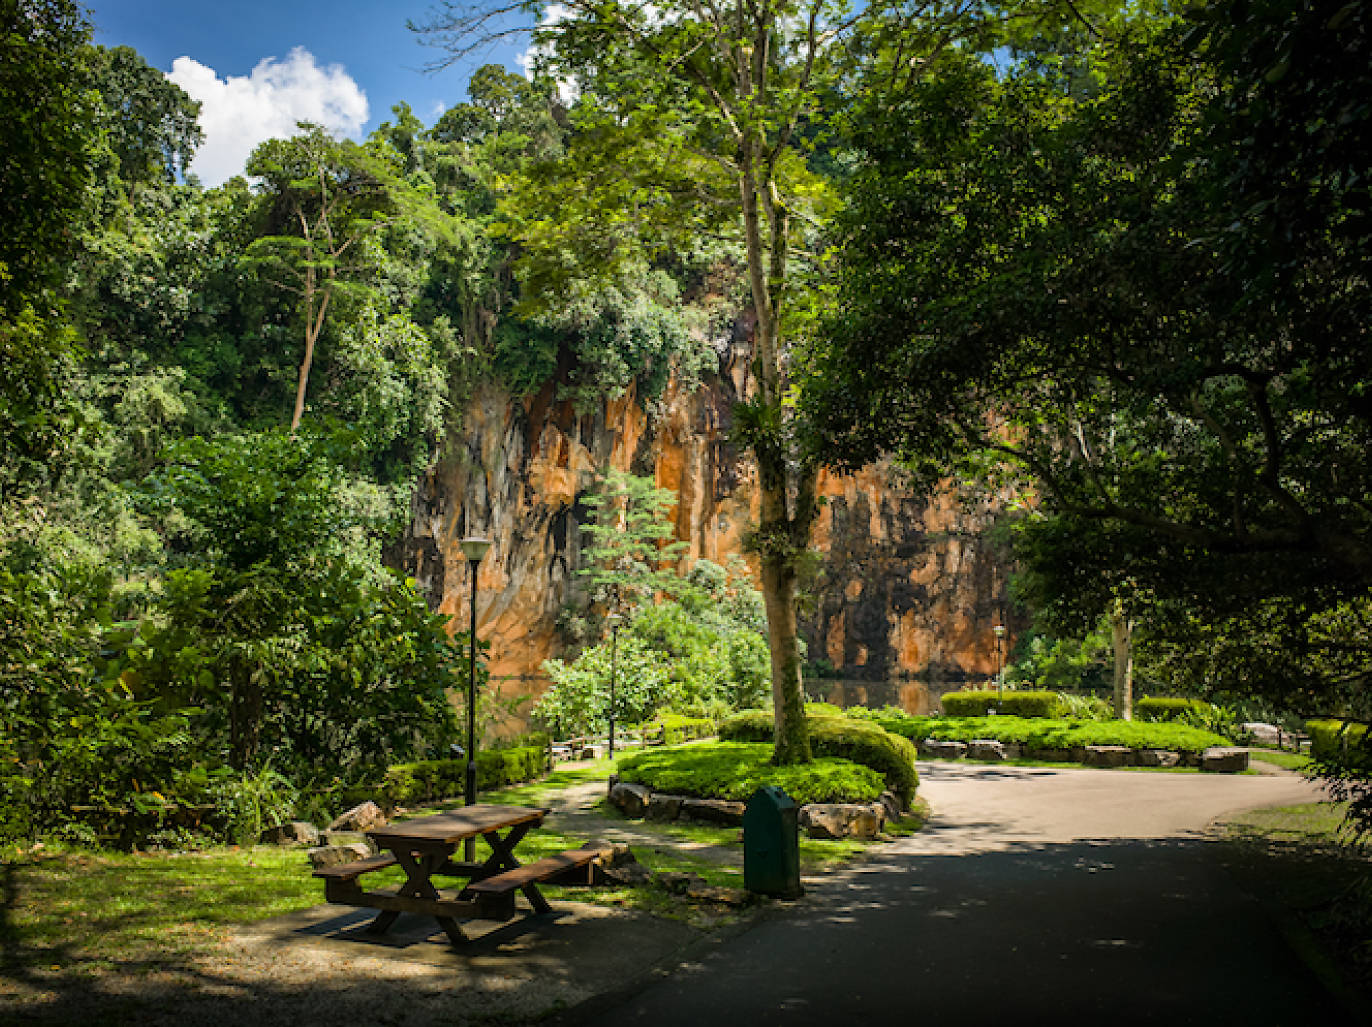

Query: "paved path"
(558, 763), (1353, 1026)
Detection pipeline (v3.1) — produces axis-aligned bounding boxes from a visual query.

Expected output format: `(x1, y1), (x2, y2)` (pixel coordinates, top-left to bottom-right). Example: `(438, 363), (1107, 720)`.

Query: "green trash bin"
(743, 785), (803, 898)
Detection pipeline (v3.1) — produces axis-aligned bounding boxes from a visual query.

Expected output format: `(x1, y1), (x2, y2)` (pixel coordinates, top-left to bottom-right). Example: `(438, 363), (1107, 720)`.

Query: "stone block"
(327, 801), (386, 833)
(879, 790), (904, 821)
(306, 842), (371, 869)
(609, 781), (651, 818)
(1136, 749), (1182, 768)
(1201, 747), (1250, 773)
(680, 798), (746, 826)
(922, 739), (968, 760)
(1241, 722), (1281, 746)
(259, 821), (319, 846)
(1082, 745), (1135, 768)
(968, 739), (1007, 761)
(645, 793), (684, 822)
(322, 830), (374, 850)
(800, 802), (884, 840)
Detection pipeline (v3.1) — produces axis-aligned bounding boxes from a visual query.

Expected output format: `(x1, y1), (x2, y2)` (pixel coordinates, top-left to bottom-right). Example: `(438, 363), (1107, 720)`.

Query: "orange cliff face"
(389, 368), (1018, 717)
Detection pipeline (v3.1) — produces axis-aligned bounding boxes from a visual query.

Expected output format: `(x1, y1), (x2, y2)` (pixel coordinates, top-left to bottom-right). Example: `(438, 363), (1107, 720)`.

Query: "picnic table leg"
(366, 849), (470, 944)
(456, 823), (553, 915)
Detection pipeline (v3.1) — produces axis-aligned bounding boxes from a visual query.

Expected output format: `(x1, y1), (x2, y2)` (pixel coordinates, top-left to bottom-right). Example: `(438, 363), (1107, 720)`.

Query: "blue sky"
(88, 0), (532, 184)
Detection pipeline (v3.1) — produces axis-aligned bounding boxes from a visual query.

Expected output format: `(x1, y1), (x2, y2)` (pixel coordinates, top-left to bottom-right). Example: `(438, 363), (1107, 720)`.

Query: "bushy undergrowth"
(1136, 697), (1209, 722)
(615, 742), (884, 804)
(644, 713), (716, 745)
(872, 714), (1229, 753)
(367, 744), (552, 808)
(941, 690), (1063, 718)
(719, 709), (919, 802)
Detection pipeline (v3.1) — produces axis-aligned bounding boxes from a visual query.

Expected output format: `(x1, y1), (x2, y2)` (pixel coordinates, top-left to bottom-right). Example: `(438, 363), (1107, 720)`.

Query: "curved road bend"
(560, 762), (1351, 1026)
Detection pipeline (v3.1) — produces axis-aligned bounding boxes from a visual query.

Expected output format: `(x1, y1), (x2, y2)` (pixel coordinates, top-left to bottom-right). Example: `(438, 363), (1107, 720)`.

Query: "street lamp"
(992, 622), (1007, 706)
(605, 612), (622, 757)
(460, 536), (491, 860)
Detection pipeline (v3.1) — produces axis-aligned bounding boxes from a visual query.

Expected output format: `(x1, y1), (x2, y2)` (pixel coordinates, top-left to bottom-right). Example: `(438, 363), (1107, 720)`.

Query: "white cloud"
(517, 4), (580, 103)
(168, 47), (369, 186)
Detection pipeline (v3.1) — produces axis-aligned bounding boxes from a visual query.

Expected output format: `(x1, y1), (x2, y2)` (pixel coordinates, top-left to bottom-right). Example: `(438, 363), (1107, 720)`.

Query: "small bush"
(645, 713), (716, 745)
(1054, 693), (1113, 721)
(864, 713), (1229, 755)
(719, 709), (919, 803)
(377, 745), (550, 806)
(1136, 697), (1209, 722)
(1307, 719), (1372, 765)
(615, 742), (884, 804)
(941, 690), (1063, 718)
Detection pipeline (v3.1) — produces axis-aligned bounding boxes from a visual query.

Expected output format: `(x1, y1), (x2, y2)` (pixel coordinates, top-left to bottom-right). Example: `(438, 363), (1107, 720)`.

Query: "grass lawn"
(1249, 748), (1312, 771)
(1, 756), (924, 977)
(1219, 802), (1372, 997)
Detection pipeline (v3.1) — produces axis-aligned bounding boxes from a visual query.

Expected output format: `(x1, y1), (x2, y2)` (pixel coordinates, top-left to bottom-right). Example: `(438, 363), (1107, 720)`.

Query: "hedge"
(1307, 719), (1372, 765)
(375, 745), (551, 807)
(941, 690), (1062, 718)
(616, 742), (884, 804)
(719, 709), (919, 803)
(870, 714), (1229, 754)
(1136, 698), (1209, 722)
(644, 714), (716, 746)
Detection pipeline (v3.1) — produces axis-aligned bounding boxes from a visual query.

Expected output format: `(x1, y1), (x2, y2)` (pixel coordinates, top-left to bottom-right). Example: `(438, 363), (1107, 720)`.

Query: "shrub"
(1054, 693), (1113, 721)
(644, 713), (716, 745)
(893, 714), (1229, 753)
(1136, 697), (1210, 722)
(941, 690), (1062, 718)
(615, 742), (884, 804)
(1307, 719), (1372, 765)
(1306, 719), (1372, 837)
(376, 745), (551, 807)
(719, 709), (919, 803)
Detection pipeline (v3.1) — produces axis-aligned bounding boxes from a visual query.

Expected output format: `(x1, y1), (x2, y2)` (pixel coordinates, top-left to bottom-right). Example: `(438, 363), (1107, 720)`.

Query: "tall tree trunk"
(1111, 599), (1133, 721)
(290, 266), (331, 434)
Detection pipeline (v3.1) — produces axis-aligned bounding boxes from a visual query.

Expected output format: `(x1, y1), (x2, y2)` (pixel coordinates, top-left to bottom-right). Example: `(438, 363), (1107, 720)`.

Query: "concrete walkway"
(555, 763), (1356, 1026)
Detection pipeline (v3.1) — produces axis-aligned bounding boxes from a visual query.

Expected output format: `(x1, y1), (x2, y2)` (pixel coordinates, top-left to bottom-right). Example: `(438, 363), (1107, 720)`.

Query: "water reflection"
(806, 678), (983, 716)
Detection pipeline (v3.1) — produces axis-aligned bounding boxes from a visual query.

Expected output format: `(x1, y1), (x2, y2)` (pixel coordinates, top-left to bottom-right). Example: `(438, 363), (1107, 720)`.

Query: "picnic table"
(313, 803), (601, 945)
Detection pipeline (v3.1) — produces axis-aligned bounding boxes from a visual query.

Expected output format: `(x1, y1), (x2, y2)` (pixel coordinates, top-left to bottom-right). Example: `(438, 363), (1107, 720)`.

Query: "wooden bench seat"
(466, 849), (601, 894)
(312, 852), (399, 881)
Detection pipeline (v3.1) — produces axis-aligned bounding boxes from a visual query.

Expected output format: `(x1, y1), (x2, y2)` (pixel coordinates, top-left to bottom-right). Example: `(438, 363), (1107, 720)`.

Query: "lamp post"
(992, 622), (1006, 706)
(605, 612), (622, 757)
(459, 536), (491, 860)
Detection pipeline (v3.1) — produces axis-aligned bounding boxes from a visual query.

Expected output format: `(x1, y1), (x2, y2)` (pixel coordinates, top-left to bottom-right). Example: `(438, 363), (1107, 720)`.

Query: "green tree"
(810, 1), (1372, 709)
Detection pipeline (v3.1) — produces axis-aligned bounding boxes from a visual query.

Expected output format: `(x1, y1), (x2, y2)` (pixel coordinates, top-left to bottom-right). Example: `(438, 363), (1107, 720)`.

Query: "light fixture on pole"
(605, 611), (622, 757)
(460, 536), (491, 861)
(991, 622), (1006, 707)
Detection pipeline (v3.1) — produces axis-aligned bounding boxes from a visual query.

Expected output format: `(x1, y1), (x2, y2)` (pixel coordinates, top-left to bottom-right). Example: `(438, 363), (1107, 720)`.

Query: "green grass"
(1249, 749), (1312, 771)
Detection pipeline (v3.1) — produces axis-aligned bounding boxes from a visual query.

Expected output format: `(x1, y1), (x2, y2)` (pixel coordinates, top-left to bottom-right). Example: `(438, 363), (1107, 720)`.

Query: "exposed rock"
(680, 798), (746, 826)
(922, 739), (968, 760)
(656, 871), (708, 894)
(307, 843), (371, 869)
(967, 739), (1007, 761)
(1003, 744), (1023, 760)
(1241, 722), (1282, 746)
(604, 861), (653, 886)
(879, 790), (904, 821)
(322, 830), (372, 849)
(328, 801), (386, 833)
(1083, 745), (1135, 768)
(684, 882), (753, 906)
(259, 821), (319, 846)
(646, 793), (685, 822)
(1201, 747), (1250, 773)
(576, 839), (636, 867)
(1136, 749), (1182, 768)
(609, 782), (652, 818)
(1026, 748), (1073, 762)
(800, 802), (885, 840)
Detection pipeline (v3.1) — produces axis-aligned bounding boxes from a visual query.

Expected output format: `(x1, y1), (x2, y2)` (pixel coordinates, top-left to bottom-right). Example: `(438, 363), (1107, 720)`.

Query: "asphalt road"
(561, 763), (1352, 1026)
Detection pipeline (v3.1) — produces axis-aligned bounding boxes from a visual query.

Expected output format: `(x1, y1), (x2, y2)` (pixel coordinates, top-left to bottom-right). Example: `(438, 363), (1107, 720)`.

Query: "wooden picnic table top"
(366, 804), (549, 849)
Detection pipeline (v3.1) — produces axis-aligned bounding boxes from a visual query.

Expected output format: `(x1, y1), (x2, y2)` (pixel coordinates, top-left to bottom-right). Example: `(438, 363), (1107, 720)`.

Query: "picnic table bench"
(313, 804), (597, 945)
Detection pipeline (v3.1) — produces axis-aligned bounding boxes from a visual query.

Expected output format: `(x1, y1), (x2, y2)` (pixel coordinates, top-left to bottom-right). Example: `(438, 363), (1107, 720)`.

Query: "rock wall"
(392, 360), (1017, 716)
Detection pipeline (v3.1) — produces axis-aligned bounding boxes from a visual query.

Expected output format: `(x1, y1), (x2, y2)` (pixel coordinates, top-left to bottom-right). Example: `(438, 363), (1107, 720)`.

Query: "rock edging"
(917, 738), (1249, 772)
(608, 781), (897, 840)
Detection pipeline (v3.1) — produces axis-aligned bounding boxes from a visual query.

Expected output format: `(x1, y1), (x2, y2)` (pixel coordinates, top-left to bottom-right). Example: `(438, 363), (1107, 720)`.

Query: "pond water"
(804, 677), (988, 717)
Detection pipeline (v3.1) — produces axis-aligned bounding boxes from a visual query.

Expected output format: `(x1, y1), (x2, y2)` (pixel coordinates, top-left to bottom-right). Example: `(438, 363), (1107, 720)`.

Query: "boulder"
(879, 790), (904, 821)
(922, 739), (968, 760)
(259, 821), (319, 846)
(968, 739), (1007, 762)
(1201, 747), (1250, 773)
(1082, 745), (1135, 768)
(1241, 722), (1282, 746)
(576, 839), (636, 867)
(604, 861), (653, 886)
(609, 781), (651, 818)
(322, 830), (374, 850)
(1136, 749), (1182, 768)
(680, 798), (746, 826)
(800, 802), (885, 841)
(307, 842), (371, 869)
(646, 793), (684, 822)
(327, 801), (386, 833)
(1026, 748), (1073, 762)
